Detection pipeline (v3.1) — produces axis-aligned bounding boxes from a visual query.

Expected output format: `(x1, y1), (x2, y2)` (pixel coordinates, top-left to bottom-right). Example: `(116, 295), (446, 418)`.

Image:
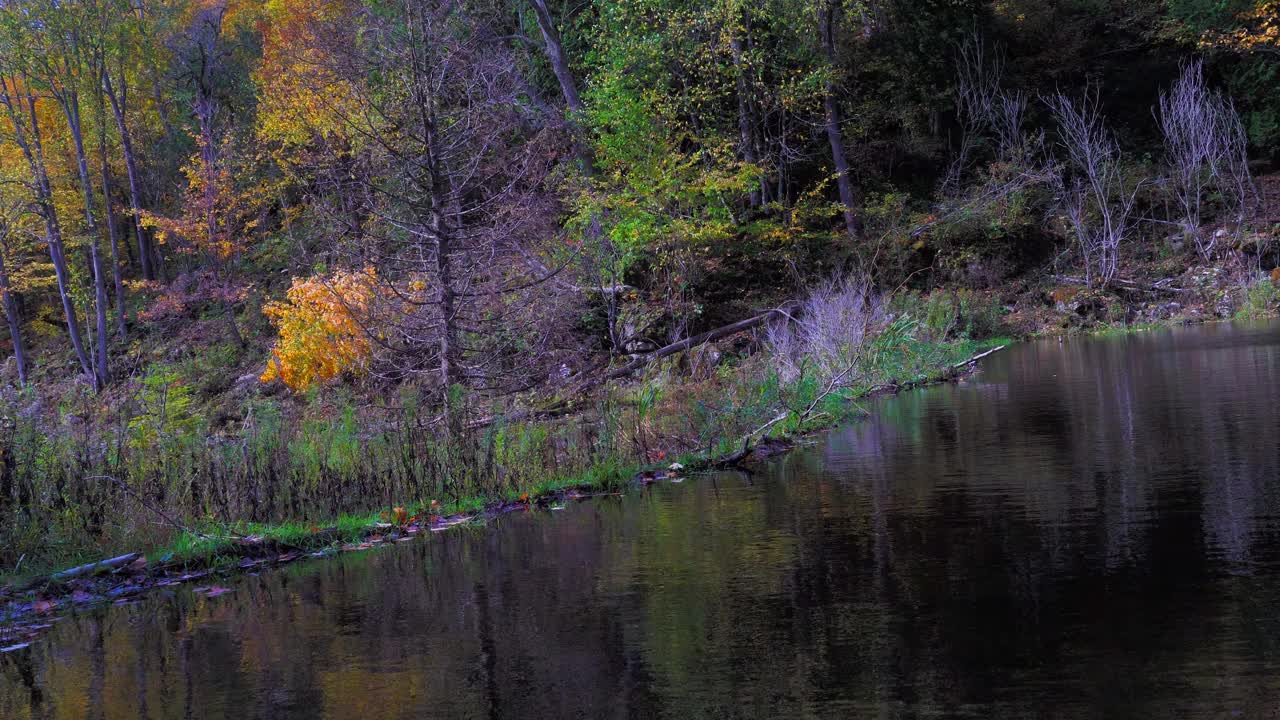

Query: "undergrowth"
(0, 290), (1005, 584)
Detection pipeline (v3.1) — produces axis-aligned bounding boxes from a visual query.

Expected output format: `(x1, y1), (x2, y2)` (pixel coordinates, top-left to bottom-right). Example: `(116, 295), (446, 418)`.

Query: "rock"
(1214, 293), (1235, 318)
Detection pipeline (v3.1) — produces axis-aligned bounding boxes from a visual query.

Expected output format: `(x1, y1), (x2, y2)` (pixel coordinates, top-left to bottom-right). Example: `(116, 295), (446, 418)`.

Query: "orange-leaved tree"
(261, 266), (377, 390)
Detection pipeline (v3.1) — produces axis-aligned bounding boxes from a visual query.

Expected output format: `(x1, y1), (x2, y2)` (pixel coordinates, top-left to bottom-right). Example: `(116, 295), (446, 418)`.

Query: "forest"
(0, 0), (1277, 576)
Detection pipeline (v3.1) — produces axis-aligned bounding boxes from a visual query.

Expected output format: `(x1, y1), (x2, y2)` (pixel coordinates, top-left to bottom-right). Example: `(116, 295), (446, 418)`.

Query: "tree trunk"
(61, 91), (111, 388)
(819, 1), (862, 238)
(528, 0), (585, 113)
(528, 0), (595, 177)
(49, 224), (93, 381)
(95, 81), (128, 337)
(730, 31), (762, 207)
(428, 158), (460, 392)
(103, 71), (156, 281)
(0, 249), (27, 385)
(0, 78), (94, 381)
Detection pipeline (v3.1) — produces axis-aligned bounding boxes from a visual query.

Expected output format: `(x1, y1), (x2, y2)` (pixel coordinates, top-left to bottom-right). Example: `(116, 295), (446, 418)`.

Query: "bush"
(1235, 273), (1280, 319)
(896, 288), (1005, 342)
(765, 276), (887, 383)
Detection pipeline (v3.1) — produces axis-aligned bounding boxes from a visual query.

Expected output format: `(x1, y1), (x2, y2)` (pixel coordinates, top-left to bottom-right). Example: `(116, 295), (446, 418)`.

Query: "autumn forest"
(0, 0), (1277, 577)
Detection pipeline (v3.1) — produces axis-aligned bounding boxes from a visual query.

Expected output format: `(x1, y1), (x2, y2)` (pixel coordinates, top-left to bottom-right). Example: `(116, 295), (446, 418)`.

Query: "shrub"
(765, 276), (887, 383)
(1236, 273), (1280, 319)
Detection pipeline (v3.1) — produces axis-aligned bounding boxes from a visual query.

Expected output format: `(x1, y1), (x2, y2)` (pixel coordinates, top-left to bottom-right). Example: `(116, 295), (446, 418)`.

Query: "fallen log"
(1053, 275), (1187, 294)
(15, 552), (142, 592)
(51, 553), (140, 582)
(606, 302), (800, 380)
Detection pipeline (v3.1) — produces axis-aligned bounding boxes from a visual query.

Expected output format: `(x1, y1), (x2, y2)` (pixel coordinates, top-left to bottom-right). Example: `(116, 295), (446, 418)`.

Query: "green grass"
(2, 327), (1008, 591)
(136, 458), (642, 574)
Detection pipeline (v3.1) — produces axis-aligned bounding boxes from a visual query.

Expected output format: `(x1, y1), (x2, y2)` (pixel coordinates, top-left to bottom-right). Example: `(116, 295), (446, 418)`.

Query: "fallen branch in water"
(952, 344), (1006, 369)
(715, 343), (1008, 470)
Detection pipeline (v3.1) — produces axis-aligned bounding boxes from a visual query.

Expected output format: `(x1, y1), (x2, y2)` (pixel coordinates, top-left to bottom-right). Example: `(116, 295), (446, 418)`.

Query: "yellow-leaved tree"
(261, 267), (377, 390)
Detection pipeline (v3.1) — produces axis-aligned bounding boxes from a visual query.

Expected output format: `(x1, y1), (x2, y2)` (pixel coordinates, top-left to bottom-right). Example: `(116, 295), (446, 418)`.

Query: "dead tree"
(292, 0), (568, 407)
(1157, 61), (1255, 259)
(944, 34), (1001, 193)
(1047, 91), (1138, 288)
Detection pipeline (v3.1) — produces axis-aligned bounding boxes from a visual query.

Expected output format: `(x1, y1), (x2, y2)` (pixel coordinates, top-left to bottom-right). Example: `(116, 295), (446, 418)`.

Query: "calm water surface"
(4, 321), (1280, 719)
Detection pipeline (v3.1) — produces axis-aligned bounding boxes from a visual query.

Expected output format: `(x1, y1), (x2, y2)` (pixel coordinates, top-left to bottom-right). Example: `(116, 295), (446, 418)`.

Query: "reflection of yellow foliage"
(261, 267), (377, 390)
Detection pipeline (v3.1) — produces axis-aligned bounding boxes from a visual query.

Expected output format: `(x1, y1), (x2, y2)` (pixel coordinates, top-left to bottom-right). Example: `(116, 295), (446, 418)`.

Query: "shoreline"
(4, 291), (1275, 650)
(0, 337), (1008, 649)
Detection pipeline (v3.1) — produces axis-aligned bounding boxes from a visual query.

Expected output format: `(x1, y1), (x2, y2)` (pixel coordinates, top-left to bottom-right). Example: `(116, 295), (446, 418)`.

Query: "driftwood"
(50, 553), (140, 582)
(952, 344), (1006, 369)
(606, 302), (799, 380)
(15, 552), (142, 591)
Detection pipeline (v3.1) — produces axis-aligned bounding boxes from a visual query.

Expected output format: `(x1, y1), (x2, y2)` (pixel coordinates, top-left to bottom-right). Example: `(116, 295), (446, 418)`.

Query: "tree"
(0, 44), (95, 383)
(4, 0), (119, 388)
(141, 0), (268, 348)
(258, 0), (568, 406)
(261, 267), (377, 390)
(1158, 60), (1254, 259)
(818, 0), (862, 238)
(0, 196), (30, 385)
(527, 0), (594, 176)
(1048, 91), (1138, 288)
(98, 0), (162, 282)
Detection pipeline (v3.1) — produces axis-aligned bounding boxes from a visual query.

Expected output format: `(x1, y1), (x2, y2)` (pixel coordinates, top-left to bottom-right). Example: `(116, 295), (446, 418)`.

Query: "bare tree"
(992, 90), (1030, 160)
(1047, 91), (1138, 288)
(1213, 95), (1255, 228)
(286, 0), (568, 409)
(1158, 60), (1256, 259)
(944, 34), (1001, 193)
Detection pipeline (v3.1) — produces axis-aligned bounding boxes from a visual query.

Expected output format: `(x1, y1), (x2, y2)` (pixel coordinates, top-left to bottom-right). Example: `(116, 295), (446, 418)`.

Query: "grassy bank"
(0, 291), (1005, 589)
(147, 336), (1004, 572)
(6, 257), (1275, 591)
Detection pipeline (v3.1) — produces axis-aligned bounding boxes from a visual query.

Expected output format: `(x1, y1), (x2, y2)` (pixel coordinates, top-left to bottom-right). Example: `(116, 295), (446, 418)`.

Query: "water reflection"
(4, 321), (1280, 718)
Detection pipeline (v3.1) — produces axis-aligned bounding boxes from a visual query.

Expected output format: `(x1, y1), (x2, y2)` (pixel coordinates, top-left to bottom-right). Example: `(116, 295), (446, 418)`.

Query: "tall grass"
(0, 285), (1004, 575)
